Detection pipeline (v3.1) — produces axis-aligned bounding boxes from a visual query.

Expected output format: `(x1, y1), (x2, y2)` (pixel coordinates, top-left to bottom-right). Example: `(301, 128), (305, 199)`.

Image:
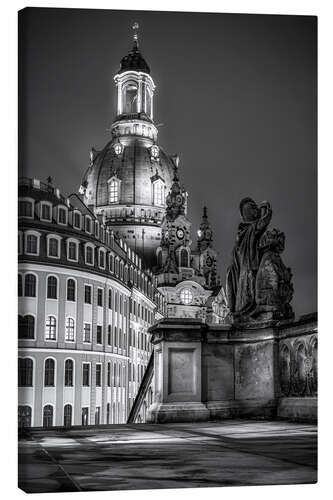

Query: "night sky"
(18, 8), (317, 317)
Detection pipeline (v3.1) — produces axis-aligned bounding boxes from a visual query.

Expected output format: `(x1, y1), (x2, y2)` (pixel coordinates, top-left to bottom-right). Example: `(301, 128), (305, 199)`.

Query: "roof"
(118, 44), (151, 75)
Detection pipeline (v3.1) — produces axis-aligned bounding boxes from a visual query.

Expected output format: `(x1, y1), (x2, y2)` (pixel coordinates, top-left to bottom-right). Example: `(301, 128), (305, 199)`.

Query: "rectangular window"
(48, 238), (59, 258)
(82, 363), (90, 386)
(26, 234), (38, 254)
(86, 246), (93, 265)
(58, 207), (67, 224)
(73, 212), (81, 229)
(108, 289), (112, 309)
(41, 204), (51, 221)
(97, 289), (103, 307)
(99, 250), (105, 268)
(84, 285), (92, 304)
(83, 323), (91, 343)
(107, 325), (111, 345)
(96, 325), (102, 345)
(85, 217), (92, 233)
(19, 200), (32, 217)
(68, 241), (77, 261)
(96, 364), (102, 386)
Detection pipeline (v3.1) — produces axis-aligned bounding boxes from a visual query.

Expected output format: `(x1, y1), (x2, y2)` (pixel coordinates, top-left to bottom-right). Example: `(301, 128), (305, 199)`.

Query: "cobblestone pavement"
(18, 419), (317, 493)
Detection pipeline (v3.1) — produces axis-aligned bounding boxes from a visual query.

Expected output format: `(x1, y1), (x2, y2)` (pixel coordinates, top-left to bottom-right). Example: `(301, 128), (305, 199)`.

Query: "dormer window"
(153, 179), (165, 206)
(58, 207), (67, 225)
(41, 202), (52, 222)
(19, 199), (33, 218)
(73, 211), (81, 229)
(85, 216), (92, 234)
(108, 177), (121, 204)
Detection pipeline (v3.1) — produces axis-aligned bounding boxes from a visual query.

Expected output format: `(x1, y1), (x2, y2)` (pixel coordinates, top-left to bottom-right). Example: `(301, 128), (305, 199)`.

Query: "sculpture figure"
(226, 198), (272, 317)
(226, 198), (294, 322)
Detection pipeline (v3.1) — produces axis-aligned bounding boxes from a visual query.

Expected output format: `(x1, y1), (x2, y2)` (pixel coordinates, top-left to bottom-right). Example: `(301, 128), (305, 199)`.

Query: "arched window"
(26, 233), (38, 255)
(180, 248), (188, 267)
(18, 315), (35, 339)
(47, 276), (57, 299)
(123, 81), (138, 113)
(108, 179), (120, 203)
(67, 279), (76, 301)
(153, 180), (165, 206)
(18, 358), (33, 386)
(43, 405), (53, 428)
(64, 404), (72, 428)
(45, 316), (56, 340)
(24, 274), (36, 297)
(64, 359), (74, 386)
(44, 358), (55, 386)
(65, 318), (75, 342)
(18, 406), (32, 428)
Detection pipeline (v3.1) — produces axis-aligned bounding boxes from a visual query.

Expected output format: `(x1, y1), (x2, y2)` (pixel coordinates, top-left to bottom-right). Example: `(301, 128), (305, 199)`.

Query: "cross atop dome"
(132, 22), (139, 50)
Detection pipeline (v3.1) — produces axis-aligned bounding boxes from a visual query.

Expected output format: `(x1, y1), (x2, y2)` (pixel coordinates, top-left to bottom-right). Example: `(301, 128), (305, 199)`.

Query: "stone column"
(147, 318), (209, 423)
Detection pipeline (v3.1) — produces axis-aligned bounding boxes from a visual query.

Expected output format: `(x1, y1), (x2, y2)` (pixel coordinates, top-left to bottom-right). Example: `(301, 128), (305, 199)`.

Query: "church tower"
(194, 206), (218, 288)
(80, 24), (176, 268)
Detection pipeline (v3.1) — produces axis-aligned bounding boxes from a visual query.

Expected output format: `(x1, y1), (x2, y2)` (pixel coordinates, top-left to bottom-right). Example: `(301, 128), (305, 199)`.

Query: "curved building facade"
(81, 32), (178, 269)
(18, 177), (165, 428)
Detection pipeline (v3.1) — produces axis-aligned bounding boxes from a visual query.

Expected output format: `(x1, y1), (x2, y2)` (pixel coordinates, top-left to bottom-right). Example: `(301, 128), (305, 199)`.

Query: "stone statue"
(226, 198), (294, 322)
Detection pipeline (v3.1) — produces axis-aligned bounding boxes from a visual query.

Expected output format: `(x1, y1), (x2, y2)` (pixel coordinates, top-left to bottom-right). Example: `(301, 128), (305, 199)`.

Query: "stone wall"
(148, 313), (317, 423)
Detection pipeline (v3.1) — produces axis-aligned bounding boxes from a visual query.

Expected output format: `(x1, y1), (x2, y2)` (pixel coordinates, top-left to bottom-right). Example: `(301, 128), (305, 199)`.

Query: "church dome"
(118, 46), (151, 75)
(83, 137), (174, 210)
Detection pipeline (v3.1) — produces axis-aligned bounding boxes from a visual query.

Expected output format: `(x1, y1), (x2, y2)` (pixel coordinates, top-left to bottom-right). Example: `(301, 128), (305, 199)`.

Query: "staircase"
(127, 352), (154, 423)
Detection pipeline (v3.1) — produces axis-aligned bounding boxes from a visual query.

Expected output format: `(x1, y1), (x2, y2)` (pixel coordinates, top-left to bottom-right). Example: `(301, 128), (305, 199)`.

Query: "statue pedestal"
(148, 318), (280, 423)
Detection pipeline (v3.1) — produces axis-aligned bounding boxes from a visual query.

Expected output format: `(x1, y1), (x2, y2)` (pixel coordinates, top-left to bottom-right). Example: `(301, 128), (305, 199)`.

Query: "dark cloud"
(19, 8), (317, 317)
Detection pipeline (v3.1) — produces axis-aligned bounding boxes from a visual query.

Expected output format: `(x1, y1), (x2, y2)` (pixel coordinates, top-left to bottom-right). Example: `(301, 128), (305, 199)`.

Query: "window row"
(18, 400), (126, 427)
(18, 199), (112, 242)
(18, 358), (127, 389)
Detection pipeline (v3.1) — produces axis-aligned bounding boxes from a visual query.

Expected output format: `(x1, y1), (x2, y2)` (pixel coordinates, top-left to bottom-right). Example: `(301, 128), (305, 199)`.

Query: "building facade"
(18, 177), (165, 428)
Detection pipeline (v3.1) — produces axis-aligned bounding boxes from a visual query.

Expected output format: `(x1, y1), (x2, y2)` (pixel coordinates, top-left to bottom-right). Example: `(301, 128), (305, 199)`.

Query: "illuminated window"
(123, 82), (138, 113)
(45, 315), (56, 340)
(180, 288), (193, 305)
(114, 142), (122, 155)
(65, 317), (75, 342)
(109, 179), (120, 203)
(153, 180), (165, 206)
(151, 145), (159, 159)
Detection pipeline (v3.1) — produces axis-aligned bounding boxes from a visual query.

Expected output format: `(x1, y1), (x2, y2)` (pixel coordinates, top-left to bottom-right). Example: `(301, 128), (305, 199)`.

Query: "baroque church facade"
(18, 26), (228, 428)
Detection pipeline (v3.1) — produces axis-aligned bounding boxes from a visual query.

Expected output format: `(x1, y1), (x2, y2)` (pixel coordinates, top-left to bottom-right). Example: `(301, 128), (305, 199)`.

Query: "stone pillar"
(148, 318), (209, 423)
